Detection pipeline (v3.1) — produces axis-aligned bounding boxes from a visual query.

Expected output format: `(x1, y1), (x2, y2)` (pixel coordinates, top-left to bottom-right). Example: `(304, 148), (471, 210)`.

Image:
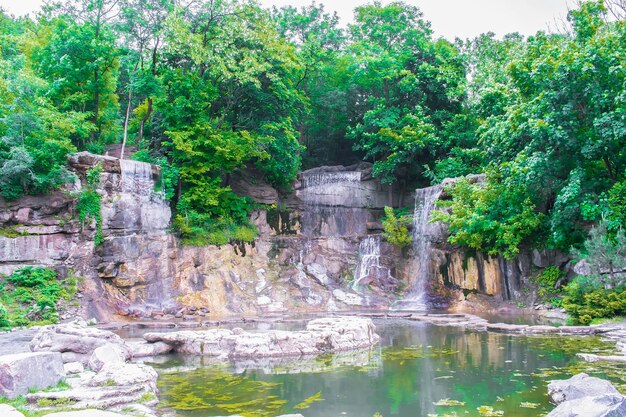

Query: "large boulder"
(0, 352), (65, 398)
(546, 394), (626, 417)
(30, 321), (127, 364)
(548, 373), (620, 404)
(88, 343), (130, 372)
(0, 404), (25, 417)
(42, 411), (126, 417)
(88, 362), (158, 393)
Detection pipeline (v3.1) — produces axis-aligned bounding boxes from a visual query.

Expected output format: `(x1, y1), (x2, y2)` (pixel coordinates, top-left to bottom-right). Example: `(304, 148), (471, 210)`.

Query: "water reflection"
(153, 319), (617, 417)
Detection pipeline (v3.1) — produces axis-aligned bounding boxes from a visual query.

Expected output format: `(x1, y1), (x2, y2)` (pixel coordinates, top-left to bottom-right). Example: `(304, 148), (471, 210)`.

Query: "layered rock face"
(0, 151), (556, 317)
(0, 155), (407, 318)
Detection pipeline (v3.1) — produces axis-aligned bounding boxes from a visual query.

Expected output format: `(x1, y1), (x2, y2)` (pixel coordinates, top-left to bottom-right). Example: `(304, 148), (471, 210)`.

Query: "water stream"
(394, 185), (443, 310)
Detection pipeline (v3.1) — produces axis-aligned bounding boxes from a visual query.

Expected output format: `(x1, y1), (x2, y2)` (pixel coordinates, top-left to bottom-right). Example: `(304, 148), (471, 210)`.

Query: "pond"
(139, 319), (625, 417)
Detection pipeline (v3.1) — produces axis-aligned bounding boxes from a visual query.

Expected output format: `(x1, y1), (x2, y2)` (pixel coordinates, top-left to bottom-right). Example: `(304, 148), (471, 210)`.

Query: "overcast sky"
(0, 0), (574, 40)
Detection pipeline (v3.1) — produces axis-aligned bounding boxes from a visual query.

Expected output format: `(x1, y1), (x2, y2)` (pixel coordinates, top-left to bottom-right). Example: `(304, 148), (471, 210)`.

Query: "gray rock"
(548, 373), (620, 404)
(88, 343), (129, 372)
(88, 362), (158, 392)
(42, 411), (126, 417)
(547, 394), (626, 417)
(0, 351), (65, 398)
(573, 260), (591, 276)
(0, 404), (26, 417)
(64, 361), (85, 374)
(30, 321), (128, 364)
(127, 340), (173, 358)
(144, 317), (379, 358)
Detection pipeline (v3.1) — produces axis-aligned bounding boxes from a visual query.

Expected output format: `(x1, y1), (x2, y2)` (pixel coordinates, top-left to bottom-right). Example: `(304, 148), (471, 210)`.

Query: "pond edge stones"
(547, 373), (626, 417)
(0, 351), (65, 398)
(142, 316), (380, 357)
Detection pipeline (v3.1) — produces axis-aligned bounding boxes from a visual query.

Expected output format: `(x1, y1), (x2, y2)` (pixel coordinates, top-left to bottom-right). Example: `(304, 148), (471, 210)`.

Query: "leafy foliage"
(0, 267), (79, 328)
(432, 173), (543, 259)
(76, 165), (103, 245)
(381, 206), (413, 248)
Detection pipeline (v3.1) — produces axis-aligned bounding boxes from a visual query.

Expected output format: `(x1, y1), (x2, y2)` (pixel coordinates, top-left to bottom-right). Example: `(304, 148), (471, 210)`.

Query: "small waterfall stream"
(119, 159), (156, 196)
(394, 184), (443, 310)
(352, 235), (382, 293)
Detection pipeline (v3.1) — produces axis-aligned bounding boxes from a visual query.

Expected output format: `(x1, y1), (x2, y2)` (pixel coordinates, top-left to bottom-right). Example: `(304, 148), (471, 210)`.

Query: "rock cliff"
(0, 153), (561, 320)
(0, 154), (404, 320)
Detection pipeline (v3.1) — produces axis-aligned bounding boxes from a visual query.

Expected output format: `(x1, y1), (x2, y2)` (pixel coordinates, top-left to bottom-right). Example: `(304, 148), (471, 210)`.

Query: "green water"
(150, 319), (625, 417)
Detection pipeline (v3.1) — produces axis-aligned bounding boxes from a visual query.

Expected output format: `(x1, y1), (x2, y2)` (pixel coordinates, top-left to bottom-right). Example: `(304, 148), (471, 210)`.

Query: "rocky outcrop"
(30, 320), (128, 365)
(0, 156), (411, 319)
(27, 322), (158, 414)
(547, 373), (626, 417)
(142, 317), (379, 358)
(0, 352), (65, 398)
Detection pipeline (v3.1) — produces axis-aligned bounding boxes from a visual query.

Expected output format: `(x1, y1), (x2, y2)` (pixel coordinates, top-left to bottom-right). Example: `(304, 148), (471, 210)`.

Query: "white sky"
(0, 0), (574, 40)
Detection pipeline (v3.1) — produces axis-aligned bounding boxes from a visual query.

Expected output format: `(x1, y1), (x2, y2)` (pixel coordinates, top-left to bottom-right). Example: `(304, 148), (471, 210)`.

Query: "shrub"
(382, 206), (413, 248)
(0, 267), (79, 328)
(0, 304), (10, 328)
(562, 282), (626, 325)
(534, 266), (565, 299)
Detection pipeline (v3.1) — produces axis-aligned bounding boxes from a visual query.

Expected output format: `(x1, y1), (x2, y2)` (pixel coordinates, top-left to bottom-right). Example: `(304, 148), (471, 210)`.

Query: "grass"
(590, 316), (626, 325)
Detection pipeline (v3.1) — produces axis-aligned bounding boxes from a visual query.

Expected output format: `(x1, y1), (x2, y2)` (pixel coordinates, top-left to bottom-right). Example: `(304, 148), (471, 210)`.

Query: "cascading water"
(298, 170), (368, 238)
(352, 235), (382, 294)
(394, 184), (443, 310)
(119, 159), (157, 197)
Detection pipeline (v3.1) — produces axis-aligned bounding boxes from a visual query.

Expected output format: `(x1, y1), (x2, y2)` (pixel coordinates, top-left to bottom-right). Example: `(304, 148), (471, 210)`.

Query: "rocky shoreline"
(2, 313), (626, 417)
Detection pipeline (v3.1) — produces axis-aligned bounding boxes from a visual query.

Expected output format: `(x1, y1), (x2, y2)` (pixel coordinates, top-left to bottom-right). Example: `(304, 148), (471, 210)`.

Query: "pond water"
(141, 319), (624, 417)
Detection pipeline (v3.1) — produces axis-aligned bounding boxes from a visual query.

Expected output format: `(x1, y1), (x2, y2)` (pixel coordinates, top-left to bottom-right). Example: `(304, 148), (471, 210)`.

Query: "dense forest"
(0, 0), (624, 322)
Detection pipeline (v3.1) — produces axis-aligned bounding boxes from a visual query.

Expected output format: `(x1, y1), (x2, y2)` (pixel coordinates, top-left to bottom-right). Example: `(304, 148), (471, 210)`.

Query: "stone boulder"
(30, 321), (127, 364)
(548, 373), (620, 404)
(126, 340), (173, 358)
(43, 411), (126, 417)
(88, 362), (158, 393)
(0, 404), (26, 417)
(547, 373), (626, 417)
(143, 317), (380, 358)
(88, 343), (130, 372)
(0, 352), (65, 398)
(547, 394), (626, 417)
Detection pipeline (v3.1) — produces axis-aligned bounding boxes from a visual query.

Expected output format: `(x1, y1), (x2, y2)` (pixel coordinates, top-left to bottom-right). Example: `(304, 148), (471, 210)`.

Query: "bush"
(0, 267), (79, 328)
(0, 304), (10, 328)
(562, 284), (626, 325)
(381, 206), (413, 248)
(173, 209), (258, 247)
(431, 171), (543, 259)
(534, 266), (565, 299)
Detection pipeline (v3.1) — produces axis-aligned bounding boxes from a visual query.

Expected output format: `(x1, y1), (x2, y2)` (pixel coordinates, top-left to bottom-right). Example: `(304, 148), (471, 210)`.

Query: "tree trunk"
(120, 87), (133, 160)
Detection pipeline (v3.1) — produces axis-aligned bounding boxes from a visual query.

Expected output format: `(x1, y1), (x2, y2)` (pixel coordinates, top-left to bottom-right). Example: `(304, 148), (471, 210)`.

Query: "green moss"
(0, 226), (27, 238)
(36, 397), (76, 407)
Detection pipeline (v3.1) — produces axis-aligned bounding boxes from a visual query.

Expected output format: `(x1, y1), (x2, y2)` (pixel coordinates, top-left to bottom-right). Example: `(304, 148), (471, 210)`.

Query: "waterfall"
(352, 235), (382, 293)
(394, 184), (443, 310)
(299, 171), (362, 207)
(119, 159), (156, 197)
(298, 169), (368, 238)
